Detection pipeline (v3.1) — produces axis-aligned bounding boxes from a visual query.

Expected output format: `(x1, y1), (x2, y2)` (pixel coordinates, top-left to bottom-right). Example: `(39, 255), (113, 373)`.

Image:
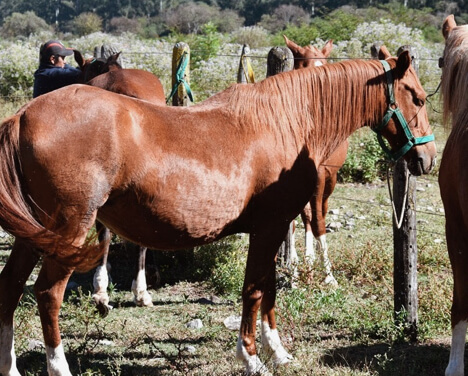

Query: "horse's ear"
(378, 45), (391, 60)
(73, 49), (85, 68)
(395, 50), (411, 77)
(283, 35), (303, 54)
(443, 14), (457, 40)
(106, 52), (123, 70)
(322, 40), (333, 58)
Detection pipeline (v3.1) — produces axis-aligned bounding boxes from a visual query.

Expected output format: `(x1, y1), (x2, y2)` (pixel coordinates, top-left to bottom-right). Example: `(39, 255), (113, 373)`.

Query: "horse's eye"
(415, 98), (424, 107)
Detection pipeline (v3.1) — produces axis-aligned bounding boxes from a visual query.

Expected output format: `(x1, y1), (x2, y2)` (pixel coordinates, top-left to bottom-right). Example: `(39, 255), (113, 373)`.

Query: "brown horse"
(439, 14), (468, 376)
(284, 36), (346, 286)
(75, 51), (166, 311)
(0, 47), (435, 376)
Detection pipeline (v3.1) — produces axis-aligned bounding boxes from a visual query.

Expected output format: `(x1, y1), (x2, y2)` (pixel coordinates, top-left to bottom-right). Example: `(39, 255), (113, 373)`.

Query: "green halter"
(373, 60), (434, 161)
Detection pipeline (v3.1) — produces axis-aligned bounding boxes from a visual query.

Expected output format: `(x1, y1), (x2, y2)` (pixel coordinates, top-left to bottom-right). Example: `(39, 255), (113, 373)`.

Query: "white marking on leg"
(304, 230), (315, 263)
(0, 323), (21, 376)
(46, 343), (72, 376)
(236, 336), (271, 375)
(92, 264), (111, 309)
(132, 269), (153, 307)
(317, 235), (338, 287)
(261, 321), (293, 366)
(446, 320), (467, 376)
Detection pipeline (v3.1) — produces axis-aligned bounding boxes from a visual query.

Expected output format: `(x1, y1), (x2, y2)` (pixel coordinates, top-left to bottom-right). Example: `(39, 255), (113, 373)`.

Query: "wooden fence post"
(393, 45), (419, 341)
(266, 46), (294, 78)
(265, 46), (294, 267)
(171, 42), (191, 107)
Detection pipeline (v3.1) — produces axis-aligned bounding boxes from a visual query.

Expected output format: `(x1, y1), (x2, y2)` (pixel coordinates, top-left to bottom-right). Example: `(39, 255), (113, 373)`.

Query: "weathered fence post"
(237, 44), (255, 84)
(393, 45), (419, 341)
(171, 42), (191, 106)
(94, 44), (123, 66)
(266, 46), (294, 78)
(265, 46), (295, 267)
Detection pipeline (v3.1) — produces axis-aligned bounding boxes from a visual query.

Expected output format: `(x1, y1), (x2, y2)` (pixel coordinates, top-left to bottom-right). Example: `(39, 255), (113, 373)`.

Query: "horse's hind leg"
(131, 246), (153, 307)
(34, 257), (74, 376)
(237, 227), (292, 375)
(92, 221), (112, 315)
(0, 239), (40, 376)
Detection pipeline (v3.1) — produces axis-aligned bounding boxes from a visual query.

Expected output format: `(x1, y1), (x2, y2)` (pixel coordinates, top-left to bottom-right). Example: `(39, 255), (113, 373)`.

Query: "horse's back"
(88, 69), (165, 104)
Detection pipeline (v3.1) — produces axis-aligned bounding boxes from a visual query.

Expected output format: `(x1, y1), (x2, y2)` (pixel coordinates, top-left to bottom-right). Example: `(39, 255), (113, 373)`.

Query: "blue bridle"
(373, 60), (434, 161)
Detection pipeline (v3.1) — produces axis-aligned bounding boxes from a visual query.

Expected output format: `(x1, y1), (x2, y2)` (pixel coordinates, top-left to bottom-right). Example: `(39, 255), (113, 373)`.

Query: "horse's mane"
(207, 59), (386, 157)
(442, 24), (468, 135)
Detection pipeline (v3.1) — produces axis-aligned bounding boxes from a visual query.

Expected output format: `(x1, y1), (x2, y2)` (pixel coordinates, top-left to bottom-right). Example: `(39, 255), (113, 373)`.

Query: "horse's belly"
(97, 184), (247, 250)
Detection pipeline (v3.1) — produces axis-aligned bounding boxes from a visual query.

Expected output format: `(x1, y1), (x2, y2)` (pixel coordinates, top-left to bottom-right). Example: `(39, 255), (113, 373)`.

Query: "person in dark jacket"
(33, 40), (82, 98)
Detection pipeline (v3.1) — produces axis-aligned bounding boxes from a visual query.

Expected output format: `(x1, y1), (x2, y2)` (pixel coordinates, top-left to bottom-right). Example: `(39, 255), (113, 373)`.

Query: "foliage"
(192, 235), (248, 298)
(163, 1), (221, 34)
(259, 5), (310, 33)
(0, 11), (51, 38)
(191, 22), (222, 66)
(230, 25), (272, 48)
(108, 16), (142, 35)
(69, 12), (103, 36)
(338, 129), (388, 183)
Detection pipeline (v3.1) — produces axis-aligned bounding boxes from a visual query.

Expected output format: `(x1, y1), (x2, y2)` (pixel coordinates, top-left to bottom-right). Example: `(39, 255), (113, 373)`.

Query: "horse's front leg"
(237, 227), (292, 375)
(0, 239), (40, 376)
(34, 258), (74, 376)
(260, 252), (294, 367)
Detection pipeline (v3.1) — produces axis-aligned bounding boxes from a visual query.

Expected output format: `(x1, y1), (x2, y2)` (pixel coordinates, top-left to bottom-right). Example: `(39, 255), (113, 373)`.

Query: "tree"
(259, 4), (310, 32)
(0, 11), (51, 38)
(163, 1), (220, 34)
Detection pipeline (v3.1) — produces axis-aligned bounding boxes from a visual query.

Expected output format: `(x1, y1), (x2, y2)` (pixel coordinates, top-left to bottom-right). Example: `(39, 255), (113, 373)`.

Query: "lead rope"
(386, 165), (410, 229)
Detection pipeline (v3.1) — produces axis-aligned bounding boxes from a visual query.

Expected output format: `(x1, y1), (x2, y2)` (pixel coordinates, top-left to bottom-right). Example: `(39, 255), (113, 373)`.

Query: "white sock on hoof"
(261, 321), (293, 366)
(46, 343), (72, 376)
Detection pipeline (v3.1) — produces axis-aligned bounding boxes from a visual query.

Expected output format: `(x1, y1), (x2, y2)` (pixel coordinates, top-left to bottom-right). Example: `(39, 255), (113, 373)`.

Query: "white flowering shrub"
(0, 19), (442, 105)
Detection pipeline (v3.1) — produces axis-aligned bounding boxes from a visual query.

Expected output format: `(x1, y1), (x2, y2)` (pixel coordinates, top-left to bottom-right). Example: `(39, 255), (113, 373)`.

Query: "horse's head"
(283, 35), (333, 69)
(373, 46), (436, 175)
(74, 50), (123, 83)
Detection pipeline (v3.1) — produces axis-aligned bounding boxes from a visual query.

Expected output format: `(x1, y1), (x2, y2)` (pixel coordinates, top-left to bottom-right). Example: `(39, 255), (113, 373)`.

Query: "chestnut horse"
(0, 47), (435, 376)
(439, 15), (468, 376)
(284, 36), (346, 286)
(76, 51), (166, 311)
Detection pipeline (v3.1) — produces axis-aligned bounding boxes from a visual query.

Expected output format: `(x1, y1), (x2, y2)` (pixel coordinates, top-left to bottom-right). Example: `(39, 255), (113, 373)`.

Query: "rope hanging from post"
(241, 54), (255, 83)
(166, 51), (194, 104)
(387, 165), (410, 230)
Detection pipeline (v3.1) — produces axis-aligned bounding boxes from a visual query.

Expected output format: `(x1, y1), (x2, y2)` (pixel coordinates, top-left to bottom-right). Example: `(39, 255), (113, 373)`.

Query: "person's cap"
(40, 40), (74, 61)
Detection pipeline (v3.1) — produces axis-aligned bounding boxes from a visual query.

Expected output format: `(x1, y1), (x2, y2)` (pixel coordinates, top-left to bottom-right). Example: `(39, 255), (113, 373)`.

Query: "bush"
(69, 12), (103, 36)
(230, 26), (271, 48)
(192, 235), (248, 298)
(108, 17), (142, 35)
(0, 11), (51, 39)
(338, 129), (388, 183)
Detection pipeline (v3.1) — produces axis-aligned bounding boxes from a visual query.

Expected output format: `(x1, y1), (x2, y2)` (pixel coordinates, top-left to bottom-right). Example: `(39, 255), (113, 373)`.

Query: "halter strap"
(373, 60), (434, 161)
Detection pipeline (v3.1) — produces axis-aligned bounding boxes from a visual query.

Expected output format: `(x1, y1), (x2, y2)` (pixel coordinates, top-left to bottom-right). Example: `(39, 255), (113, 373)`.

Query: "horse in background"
(438, 14), (468, 376)
(75, 50), (165, 312)
(0, 48), (436, 376)
(283, 36), (346, 286)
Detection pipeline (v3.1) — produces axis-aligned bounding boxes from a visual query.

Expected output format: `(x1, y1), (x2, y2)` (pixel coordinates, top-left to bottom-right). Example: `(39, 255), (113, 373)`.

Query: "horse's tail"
(0, 114), (102, 272)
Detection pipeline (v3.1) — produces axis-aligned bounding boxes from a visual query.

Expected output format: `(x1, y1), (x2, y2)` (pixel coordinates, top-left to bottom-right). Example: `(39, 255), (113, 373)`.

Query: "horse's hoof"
(95, 303), (113, 317)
